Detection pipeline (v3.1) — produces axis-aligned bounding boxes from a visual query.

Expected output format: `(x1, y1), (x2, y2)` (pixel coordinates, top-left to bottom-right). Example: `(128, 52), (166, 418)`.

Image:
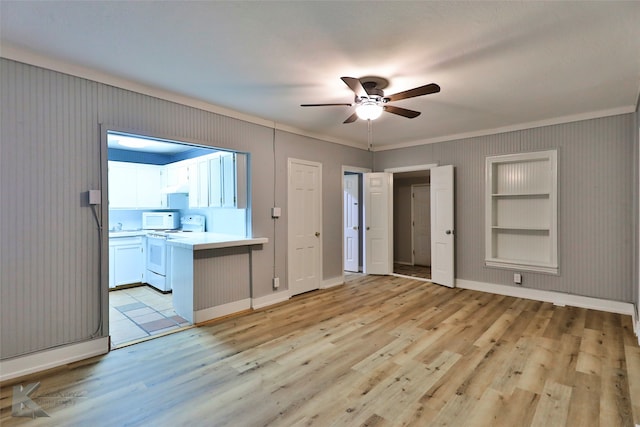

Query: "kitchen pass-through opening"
(106, 130), (251, 348)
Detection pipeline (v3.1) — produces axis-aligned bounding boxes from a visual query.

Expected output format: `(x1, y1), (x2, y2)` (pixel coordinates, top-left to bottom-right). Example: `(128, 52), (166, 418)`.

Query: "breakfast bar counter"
(166, 234), (267, 324)
(165, 232), (268, 250)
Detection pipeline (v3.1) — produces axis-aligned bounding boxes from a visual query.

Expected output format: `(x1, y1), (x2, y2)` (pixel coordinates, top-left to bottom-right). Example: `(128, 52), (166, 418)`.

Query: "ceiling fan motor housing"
(301, 75), (439, 122)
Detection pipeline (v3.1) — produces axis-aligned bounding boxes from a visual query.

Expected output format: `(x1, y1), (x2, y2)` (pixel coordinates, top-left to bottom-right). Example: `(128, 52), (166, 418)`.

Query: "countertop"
(108, 230), (267, 250)
(108, 230), (147, 238)
(165, 233), (268, 250)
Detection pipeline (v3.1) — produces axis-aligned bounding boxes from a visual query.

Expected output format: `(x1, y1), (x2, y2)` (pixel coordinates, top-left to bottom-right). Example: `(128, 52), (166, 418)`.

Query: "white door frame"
(385, 164), (439, 282)
(341, 166), (371, 278)
(288, 158), (323, 296)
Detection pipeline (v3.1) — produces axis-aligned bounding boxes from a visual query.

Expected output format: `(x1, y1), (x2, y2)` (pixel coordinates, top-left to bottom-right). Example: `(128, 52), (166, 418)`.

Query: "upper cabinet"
(165, 159), (191, 191)
(211, 152), (237, 208)
(485, 150), (558, 274)
(190, 152), (238, 208)
(108, 161), (164, 209)
(201, 152), (237, 208)
(108, 151), (243, 210)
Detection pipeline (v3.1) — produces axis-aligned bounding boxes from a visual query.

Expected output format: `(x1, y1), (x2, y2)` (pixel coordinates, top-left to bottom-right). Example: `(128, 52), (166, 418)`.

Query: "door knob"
(315, 232), (320, 237)
(353, 226), (359, 230)
(366, 226), (370, 230)
(445, 230), (453, 235)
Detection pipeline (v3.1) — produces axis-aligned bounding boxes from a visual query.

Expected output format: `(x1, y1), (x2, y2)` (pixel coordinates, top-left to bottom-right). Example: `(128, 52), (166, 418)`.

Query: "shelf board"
(491, 226), (550, 232)
(491, 192), (549, 198)
(485, 258), (558, 275)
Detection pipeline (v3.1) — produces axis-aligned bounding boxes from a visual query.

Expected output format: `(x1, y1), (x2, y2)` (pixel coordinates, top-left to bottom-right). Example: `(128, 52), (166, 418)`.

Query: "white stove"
(146, 215), (206, 239)
(146, 215), (205, 292)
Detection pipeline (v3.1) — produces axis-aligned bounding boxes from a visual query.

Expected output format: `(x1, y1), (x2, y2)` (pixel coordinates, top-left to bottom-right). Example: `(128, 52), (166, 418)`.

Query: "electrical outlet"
(273, 277), (280, 289)
(514, 273), (522, 285)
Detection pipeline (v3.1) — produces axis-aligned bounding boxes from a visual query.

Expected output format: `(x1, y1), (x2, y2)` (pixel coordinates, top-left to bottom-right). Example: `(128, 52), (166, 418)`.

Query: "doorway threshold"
(112, 324), (194, 350)
(392, 263), (432, 282)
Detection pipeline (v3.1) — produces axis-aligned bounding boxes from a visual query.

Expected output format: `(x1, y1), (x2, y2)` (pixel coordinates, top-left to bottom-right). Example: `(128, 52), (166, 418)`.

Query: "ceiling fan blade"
(343, 112), (359, 124)
(383, 105), (421, 119)
(386, 83), (440, 102)
(301, 103), (352, 107)
(341, 77), (369, 98)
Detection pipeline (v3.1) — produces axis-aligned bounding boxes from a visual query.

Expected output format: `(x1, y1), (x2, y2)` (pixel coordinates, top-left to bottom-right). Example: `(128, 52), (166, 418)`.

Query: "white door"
(288, 159), (322, 296)
(363, 172), (392, 275)
(412, 184), (431, 266)
(344, 174), (360, 272)
(430, 165), (455, 287)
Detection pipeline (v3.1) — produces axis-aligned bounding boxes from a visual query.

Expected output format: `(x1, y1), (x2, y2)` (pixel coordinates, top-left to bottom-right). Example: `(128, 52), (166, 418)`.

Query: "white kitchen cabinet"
(208, 154), (222, 207)
(108, 162), (138, 208)
(208, 152), (236, 208)
(166, 159), (192, 191)
(485, 150), (557, 274)
(221, 152), (236, 208)
(108, 161), (164, 209)
(180, 155), (211, 208)
(137, 164), (164, 208)
(109, 236), (145, 288)
(164, 151), (239, 209)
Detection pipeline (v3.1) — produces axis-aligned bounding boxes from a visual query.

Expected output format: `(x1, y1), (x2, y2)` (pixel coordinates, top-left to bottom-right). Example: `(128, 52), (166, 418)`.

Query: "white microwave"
(142, 212), (180, 230)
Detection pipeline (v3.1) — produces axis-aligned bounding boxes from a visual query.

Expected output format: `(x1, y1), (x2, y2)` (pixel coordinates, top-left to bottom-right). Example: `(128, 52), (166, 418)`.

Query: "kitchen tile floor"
(109, 285), (190, 349)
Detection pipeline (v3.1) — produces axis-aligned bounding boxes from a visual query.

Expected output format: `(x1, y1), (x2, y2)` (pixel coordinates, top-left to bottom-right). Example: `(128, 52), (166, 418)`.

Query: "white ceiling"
(1, 1), (639, 150)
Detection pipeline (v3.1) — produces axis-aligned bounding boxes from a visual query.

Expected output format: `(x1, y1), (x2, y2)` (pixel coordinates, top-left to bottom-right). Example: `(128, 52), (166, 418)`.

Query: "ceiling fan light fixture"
(355, 101), (383, 121)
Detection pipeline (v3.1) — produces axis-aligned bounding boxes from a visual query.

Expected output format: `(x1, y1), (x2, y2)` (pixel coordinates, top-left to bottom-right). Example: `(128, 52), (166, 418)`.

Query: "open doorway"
(106, 129), (251, 348)
(342, 167), (431, 280)
(342, 164), (453, 286)
(393, 171), (431, 280)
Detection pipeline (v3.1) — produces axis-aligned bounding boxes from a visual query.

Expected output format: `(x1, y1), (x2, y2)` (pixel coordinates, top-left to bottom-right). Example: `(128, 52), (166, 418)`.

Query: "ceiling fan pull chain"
(367, 119), (373, 151)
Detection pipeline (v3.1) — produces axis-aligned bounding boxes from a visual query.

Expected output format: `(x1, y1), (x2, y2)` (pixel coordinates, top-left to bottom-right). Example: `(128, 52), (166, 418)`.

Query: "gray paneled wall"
(0, 58), (372, 359)
(1, 59), (102, 358)
(375, 114), (635, 302)
(193, 247), (251, 310)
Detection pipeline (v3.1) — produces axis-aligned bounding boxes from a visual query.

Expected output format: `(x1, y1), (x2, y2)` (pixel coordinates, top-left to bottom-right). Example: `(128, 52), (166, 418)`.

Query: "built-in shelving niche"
(485, 150), (558, 274)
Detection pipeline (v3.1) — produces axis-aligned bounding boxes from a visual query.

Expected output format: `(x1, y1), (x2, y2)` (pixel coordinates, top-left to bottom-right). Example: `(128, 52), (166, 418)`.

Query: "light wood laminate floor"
(1, 274), (639, 426)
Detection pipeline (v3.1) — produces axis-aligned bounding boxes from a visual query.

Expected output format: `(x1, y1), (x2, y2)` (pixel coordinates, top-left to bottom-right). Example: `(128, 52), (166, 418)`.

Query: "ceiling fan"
(301, 76), (440, 123)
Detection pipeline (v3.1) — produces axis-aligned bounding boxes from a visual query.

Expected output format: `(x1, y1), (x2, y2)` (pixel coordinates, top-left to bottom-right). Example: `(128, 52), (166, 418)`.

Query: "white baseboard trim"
(194, 298), (251, 324)
(456, 278), (636, 318)
(321, 276), (344, 289)
(634, 310), (639, 345)
(0, 337), (109, 383)
(252, 292), (290, 310)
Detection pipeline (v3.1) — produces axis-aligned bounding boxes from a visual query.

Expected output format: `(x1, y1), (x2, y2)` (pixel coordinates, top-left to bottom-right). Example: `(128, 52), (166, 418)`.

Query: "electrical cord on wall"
(89, 202), (104, 339)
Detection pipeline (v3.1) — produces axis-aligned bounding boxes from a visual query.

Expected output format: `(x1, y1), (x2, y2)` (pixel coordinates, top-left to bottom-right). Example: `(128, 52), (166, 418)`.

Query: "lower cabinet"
(109, 237), (145, 288)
